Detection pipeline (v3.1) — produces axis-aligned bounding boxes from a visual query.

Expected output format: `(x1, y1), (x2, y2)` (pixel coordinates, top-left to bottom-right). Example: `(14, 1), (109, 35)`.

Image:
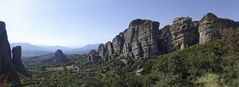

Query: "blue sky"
(0, 0), (238, 47)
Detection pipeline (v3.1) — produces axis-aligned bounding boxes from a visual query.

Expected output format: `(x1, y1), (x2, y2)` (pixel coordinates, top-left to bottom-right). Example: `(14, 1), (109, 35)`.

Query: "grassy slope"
(140, 29), (239, 87)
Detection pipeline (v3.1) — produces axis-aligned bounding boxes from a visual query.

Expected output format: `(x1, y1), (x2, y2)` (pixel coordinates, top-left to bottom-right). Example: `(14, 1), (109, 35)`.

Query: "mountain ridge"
(89, 13), (239, 63)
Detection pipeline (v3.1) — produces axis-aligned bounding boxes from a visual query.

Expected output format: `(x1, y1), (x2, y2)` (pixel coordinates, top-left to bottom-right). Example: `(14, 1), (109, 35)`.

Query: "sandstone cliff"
(89, 13), (239, 63)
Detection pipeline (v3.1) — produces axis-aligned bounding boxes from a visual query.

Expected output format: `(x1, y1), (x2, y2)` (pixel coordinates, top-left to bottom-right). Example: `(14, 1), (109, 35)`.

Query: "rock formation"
(0, 21), (30, 86)
(169, 17), (199, 50)
(12, 46), (32, 77)
(88, 50), (99, 63)
(98, 44), (106, 61)
(92, 19), (161, 63)
(112, 35), (124, 57)
(158, 25), (173, 53)
(52, 50), (69, 65)
(124, 19), (160, 60)
(89, 13), (239, 63)
(199, 13), (239, 44)
(105, 41), (114, 61)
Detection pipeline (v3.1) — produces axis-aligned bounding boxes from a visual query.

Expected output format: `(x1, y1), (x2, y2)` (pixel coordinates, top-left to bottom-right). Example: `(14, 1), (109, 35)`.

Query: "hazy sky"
(0, 0), (238, 47)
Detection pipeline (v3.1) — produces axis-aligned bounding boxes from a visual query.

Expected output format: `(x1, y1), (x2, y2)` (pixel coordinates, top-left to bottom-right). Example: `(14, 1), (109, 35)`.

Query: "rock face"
(105, 41), (114, 61)
(169, 17), (199, 50)
(12, 46), (32, 77)
(98, 44), (106, 61)
(89, 13), (239, 63)
(112, 34), (124, 57)
(52, 50), (69, 65)
(199, 13), (239, 44)
(88, 50), (99, 63)
(0, 21), (30, 86)
(93, 19), (161, 62)
(159, 25), (173, 53)
(123, 19), (160, 60)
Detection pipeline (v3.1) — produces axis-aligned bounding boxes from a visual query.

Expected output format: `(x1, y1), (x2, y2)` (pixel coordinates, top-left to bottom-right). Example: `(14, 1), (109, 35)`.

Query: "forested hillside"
(20, 29), (239, 87)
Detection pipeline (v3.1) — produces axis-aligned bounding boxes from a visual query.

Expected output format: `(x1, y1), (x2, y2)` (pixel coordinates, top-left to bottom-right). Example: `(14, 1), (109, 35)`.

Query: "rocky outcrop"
(98, 44), (106, 61)
(169, 17), (199, 50)
(136, 68), (145, 76)
(0, 21), (30, 86)
(12, 46), (32, 77)
(105, 41), (114, 61)
(112, 34), (124, 57)
(199, 13), (239, 44)
(136, 65), (145, 76)
(52, 50), (69, 65)
(88, 50), (99, 63)
(122, 19), (160, 60)
(91, 19), (161, 62)
(0, 21), (20, 86)
(159, 25), (173, 53)
(89, 13), (239, 63)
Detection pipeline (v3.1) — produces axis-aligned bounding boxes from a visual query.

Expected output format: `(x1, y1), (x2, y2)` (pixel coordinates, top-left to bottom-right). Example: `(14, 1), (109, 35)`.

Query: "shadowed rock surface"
(0, 21), (29, 86)
(125, 19), (160, 60)
(98, 44), (106, 61)
(89, 13), (239, 63)
(12, 46), (32, 77)
(52, 50), (69, 65)
(88, 50), (99, 63)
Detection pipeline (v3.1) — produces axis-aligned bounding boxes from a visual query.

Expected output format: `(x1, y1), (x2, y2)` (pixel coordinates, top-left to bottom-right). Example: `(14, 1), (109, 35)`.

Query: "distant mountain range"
(64, 44), (99, 55)
(10, 43), (99, 58)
